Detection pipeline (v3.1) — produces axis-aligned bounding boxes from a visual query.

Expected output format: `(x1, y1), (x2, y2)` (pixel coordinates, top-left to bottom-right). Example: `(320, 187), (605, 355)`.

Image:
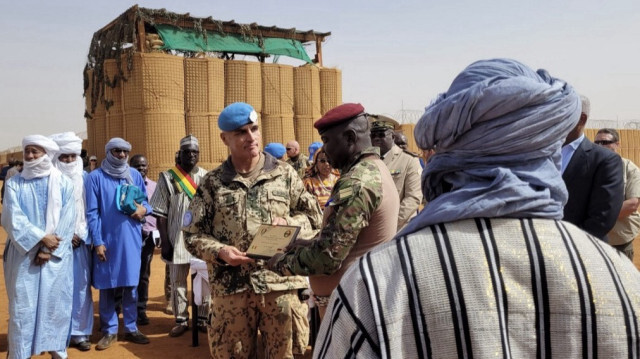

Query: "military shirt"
(609, 157), (640, 245)
(286, 154), (310, 179)
(183, 152), (323, 297)
(274, 146), (400, 295)
(382, 144), (423, 229)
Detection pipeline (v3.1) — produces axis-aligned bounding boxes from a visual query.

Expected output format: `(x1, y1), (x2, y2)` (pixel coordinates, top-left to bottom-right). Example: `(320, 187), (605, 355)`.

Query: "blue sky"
(1, 0), (639, 150)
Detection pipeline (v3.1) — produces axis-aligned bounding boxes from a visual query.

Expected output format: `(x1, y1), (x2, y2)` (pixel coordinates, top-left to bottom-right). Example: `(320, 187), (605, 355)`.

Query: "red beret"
(314, 103), (365, 131)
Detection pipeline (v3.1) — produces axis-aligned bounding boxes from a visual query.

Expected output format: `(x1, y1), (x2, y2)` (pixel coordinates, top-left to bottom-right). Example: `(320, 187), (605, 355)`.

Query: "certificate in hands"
(247, 224), (300, 259)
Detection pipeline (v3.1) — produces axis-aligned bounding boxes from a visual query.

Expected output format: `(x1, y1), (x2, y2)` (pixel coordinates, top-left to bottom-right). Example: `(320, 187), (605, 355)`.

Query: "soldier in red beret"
(269, 103), (400, 319)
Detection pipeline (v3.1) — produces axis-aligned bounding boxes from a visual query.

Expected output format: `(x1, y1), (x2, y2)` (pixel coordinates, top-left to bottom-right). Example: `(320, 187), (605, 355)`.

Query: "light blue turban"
(399, 58), (581, 236)
(101, 137), (133, 183)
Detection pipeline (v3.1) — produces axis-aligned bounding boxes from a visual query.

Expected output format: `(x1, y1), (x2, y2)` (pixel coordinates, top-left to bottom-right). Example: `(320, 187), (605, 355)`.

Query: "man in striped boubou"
(314, 58), (640, 359)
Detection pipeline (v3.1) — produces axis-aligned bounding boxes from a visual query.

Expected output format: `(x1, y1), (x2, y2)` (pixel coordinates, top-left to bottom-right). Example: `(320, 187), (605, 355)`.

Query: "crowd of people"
(2, 57), (640, 358)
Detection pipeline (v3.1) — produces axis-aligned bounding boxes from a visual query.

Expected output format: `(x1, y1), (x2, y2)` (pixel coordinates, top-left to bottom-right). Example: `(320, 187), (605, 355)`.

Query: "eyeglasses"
(90, 159), (97, 162)
(111, 148), (130, 154)
(594, 140), (617, 146)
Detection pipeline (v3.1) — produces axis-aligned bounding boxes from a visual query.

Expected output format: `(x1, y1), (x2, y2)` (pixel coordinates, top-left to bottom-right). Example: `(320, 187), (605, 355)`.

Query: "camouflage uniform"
(184, 152), (323, 358)
(273, 146), (399, 314)
(286, 154), (310, 179)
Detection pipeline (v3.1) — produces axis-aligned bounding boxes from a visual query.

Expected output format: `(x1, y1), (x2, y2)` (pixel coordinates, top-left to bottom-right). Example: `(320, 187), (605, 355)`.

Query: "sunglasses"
(90, 159), (97, 162)
(594, 140), (617, 146)
(111, 148), (130, 154)
(286, 147), (294, 151)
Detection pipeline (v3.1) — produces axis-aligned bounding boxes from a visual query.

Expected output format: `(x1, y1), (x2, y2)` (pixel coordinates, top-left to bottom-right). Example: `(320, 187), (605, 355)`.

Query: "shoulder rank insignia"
(338, 187), (353, 200)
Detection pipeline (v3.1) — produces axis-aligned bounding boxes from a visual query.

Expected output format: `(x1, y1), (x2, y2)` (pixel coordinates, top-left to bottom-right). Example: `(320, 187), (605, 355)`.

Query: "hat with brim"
(369, 114), (399, 132)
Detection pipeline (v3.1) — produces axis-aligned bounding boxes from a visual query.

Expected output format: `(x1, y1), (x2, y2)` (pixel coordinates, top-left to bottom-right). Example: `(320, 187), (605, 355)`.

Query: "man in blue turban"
(85, 137), (153, 350)
(314, 59), (640, 358)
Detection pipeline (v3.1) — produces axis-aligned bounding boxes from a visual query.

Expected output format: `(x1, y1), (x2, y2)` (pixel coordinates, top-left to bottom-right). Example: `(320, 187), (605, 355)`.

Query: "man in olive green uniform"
(370, 115), (423, 229)
(285, 140), (310, 178)
(269, 103), (400, 319)
(183, 102), (323, 359)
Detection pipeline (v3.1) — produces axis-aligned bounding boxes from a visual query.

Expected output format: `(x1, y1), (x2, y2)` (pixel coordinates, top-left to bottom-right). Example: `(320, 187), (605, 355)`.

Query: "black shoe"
(71, 340), (91, 351)
(95, 334), (117, 350)
(124, 330), (150, 344)
(137, 312), (150, 326)
(74, 340), (91, 352)
(169, 323), (189, 337)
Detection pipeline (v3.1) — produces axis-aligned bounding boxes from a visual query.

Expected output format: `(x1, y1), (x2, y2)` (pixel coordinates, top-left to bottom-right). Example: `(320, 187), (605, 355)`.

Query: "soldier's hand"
(284, 239), (315, 252)
(41, 234), (61, 251)
(95, 245), (107, 262)
(72, 234), (82, 249)
(218, 246), (254, 266)
(272, 217), (288, 226)
(266, 253), (285, 273)
(131, 201), (147, 221)
(34, 250), (51, 266)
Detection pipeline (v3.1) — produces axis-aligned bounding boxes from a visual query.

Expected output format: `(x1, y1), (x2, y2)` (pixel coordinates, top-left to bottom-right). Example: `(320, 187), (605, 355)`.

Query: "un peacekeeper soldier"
(183, 102), (323, 359)
(268, 103), (400, 319)
(370, 115), (423, 229)
(286, 140), (310, 178)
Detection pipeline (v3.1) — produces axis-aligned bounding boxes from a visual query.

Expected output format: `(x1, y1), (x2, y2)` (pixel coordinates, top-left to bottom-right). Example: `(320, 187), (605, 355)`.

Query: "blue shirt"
(561, 134), (584, 174)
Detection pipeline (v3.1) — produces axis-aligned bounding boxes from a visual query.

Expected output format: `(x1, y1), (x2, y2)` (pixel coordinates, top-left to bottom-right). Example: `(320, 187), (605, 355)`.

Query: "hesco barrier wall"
(85, 53), (342, 180)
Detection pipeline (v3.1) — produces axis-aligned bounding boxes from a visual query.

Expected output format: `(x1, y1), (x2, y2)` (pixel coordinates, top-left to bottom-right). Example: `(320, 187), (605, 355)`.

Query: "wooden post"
(315, 38), (323, 66)
(136, 17), (146, 53)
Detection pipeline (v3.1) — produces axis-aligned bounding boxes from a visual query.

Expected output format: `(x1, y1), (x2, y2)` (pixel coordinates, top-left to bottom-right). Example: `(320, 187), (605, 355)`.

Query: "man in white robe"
(50, 132), (93, 352)
(2, 135), (75, 359)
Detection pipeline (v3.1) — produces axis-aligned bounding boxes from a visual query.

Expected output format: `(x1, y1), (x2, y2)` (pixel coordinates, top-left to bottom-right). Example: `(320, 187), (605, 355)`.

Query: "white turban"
(49, 131), (87, 241)
(20, 134), (65, 237)
(49, 132), (82, 155)
(22, 135), (59, 157)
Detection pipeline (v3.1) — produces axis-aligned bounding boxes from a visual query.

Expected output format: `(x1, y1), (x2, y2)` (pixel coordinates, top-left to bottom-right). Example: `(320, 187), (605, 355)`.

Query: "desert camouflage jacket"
(286, 154), (310, 178)
(183, 152), (323, 296)
(275, 146), (384, 275)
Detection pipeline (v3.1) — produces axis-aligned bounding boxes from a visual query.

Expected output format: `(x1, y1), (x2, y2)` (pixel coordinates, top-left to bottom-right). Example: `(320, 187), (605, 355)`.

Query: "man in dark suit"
(561, 95), (624, 240)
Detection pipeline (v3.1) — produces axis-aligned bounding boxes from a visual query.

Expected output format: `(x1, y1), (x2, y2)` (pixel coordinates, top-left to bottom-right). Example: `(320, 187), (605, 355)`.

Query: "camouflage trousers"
(207, 289), (309, 359)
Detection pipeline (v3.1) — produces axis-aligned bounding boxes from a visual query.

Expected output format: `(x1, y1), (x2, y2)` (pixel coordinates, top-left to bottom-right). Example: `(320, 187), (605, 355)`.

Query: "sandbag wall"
(85, 53), (342, 180)
(185, 57), (226, 171)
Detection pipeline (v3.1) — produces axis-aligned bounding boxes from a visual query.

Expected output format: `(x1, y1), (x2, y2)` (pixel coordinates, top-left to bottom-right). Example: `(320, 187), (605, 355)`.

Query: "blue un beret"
(218, 102), (258, 131)
(264, 142), (286, 159)
(308, 141), (322, 159)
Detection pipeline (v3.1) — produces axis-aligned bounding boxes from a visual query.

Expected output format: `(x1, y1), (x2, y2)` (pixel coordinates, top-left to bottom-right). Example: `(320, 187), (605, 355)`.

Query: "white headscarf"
(50, 132), (87, 240)
(21, 135), (59, 180)
(20, 135), (63, 236)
